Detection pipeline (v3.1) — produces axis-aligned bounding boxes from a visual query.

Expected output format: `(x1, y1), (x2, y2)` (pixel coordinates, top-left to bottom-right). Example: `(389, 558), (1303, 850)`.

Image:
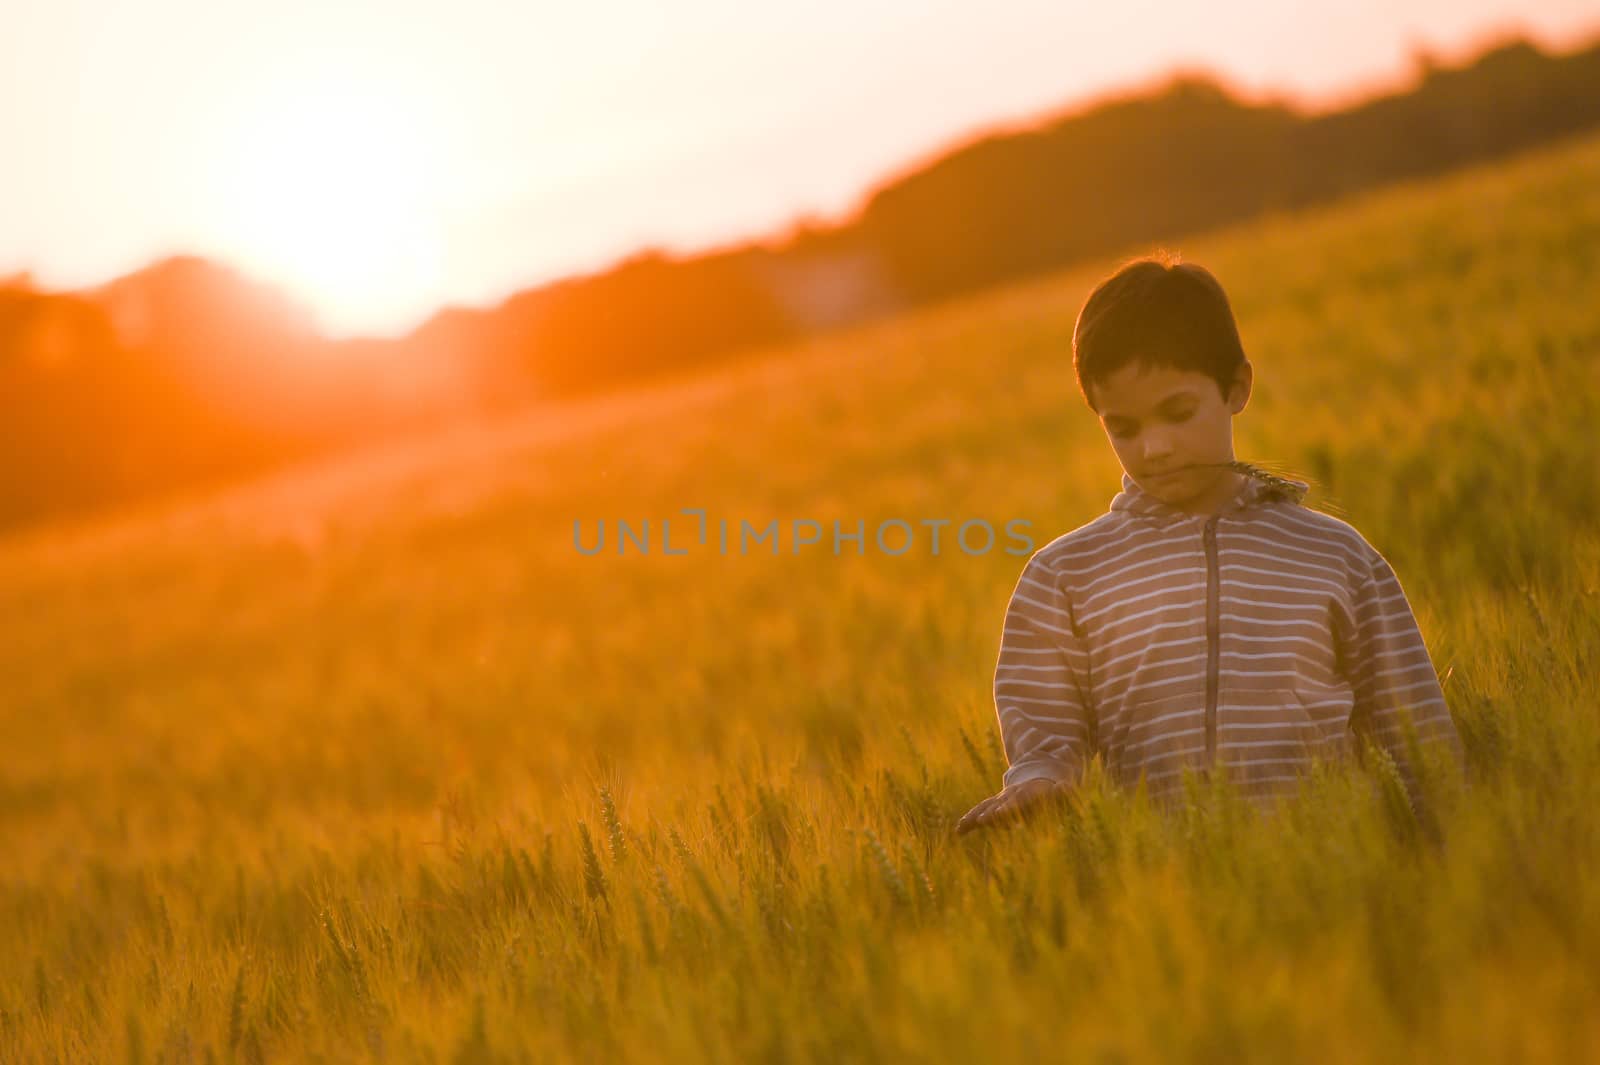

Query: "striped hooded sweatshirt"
(994, 468), (1464, 804)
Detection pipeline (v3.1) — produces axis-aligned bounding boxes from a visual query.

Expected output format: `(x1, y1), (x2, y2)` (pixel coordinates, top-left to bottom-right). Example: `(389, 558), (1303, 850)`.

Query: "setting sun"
(214, 68), (447, 336)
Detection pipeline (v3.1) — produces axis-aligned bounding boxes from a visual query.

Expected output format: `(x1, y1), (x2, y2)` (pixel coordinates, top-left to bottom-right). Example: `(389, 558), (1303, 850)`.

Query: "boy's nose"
(1142, 434), (1174, 461)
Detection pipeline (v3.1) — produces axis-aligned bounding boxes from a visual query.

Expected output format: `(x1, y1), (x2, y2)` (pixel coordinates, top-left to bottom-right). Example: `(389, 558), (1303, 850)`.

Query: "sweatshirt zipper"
(1203, 514), (1222, 764)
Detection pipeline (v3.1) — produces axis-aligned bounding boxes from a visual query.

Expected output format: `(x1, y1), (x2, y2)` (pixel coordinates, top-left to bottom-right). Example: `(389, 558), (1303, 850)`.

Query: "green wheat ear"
(1224, 460), (1310, 504)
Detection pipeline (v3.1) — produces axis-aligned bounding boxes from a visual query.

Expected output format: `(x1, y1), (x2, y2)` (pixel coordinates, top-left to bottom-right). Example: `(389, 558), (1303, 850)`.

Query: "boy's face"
(1087, 359), (1252, 513)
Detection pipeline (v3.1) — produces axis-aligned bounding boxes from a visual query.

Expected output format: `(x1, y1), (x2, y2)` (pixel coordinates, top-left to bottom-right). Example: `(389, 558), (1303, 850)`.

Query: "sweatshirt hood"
(1110, 463), (1309, 525)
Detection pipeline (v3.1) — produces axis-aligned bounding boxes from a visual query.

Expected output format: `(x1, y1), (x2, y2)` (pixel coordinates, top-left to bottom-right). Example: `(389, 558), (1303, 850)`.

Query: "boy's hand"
(955, 778), (1066, 835)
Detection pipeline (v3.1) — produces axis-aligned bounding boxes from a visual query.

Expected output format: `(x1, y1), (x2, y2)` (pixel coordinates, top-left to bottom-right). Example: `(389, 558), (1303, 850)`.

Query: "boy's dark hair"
(1072, 251), (1247, 410)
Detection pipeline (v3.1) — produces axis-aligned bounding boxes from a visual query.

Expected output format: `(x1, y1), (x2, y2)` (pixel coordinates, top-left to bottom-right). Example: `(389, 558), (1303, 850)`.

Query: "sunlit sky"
(3, 1), (1596, 338)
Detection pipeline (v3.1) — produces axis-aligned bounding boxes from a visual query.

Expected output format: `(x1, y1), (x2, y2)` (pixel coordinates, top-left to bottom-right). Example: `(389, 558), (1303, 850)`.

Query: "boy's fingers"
(968, 796), (1001, 824)
(980, 797), (1018, 828)
(956, 781), (1068, 835)
(956, 795), (1001, 834)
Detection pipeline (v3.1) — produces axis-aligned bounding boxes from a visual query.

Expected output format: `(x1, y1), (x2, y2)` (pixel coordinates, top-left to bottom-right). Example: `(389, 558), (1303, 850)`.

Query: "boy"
(956, 254), (1464, 834)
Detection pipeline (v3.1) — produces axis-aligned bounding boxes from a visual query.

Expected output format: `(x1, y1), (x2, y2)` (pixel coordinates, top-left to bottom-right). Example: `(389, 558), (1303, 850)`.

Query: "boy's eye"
(1106, 406), (1193, 437)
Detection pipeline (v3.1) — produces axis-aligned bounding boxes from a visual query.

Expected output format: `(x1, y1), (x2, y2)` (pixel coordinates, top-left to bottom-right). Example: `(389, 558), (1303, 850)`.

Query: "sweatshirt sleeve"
(993, 551), (1094, 790)
(1339, 541), (1465, 796)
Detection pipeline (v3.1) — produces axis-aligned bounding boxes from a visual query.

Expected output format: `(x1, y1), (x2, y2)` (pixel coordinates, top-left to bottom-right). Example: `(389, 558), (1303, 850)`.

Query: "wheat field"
(3, 129), (1599, 1064)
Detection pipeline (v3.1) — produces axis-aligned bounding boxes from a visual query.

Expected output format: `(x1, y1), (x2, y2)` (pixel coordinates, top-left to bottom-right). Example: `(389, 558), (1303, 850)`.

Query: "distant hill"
(2, 29), (1598, 532)
(419, 34), (1600, 399)
(0, 259), (479, 526)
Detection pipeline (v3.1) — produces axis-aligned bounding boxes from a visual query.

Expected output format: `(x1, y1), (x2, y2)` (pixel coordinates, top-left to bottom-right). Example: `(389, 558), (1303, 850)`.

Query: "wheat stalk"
(577, 821), (609, 903)
(1201, 459), (1312, 503)
(599, 785), (627, 864)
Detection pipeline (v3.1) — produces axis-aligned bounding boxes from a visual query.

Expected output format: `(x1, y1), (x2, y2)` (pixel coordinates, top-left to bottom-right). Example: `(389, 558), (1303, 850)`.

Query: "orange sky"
(3, 1), (1596, 338)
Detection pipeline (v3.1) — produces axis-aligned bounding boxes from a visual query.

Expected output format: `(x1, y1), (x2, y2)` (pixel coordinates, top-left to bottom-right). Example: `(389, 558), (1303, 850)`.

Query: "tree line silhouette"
(3, 32), (1597, 532)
